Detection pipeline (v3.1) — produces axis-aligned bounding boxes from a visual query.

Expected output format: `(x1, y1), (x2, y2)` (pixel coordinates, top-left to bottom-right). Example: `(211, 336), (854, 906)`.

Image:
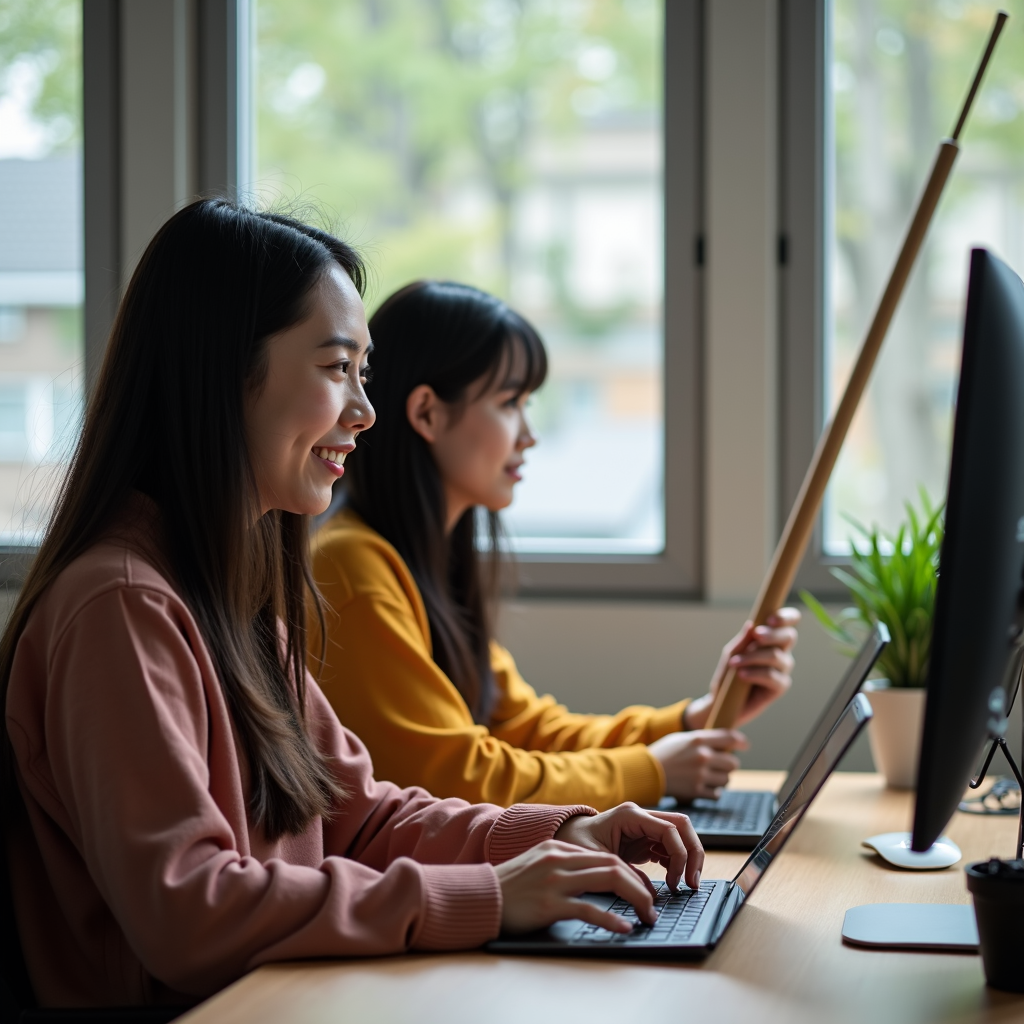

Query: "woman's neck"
(444, 489), (472, 535)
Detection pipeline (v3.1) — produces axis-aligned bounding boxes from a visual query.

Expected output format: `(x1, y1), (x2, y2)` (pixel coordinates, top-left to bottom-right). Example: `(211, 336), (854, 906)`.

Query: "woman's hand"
(495, 805), (704, 935)
(684, 607), (801, 730)
(495, 841), (656, 934)
(648, 729), (749, 800)
(554, 804), (703, 890)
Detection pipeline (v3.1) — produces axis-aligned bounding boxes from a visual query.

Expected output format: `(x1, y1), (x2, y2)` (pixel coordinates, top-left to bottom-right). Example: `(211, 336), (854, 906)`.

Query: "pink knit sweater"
(5, 503), (592, 1008)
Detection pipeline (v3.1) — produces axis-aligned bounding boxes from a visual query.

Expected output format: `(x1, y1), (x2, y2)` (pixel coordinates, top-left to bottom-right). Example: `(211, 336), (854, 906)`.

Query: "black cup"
(966, 858), (1024, 992)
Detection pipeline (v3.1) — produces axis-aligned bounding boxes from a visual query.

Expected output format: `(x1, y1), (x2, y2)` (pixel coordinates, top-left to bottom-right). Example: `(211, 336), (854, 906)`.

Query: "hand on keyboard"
(575, 882), (714, 944)
(495, 803), (705, 936)
(553, 802), (704, 892)
(494, 840), (658, 935)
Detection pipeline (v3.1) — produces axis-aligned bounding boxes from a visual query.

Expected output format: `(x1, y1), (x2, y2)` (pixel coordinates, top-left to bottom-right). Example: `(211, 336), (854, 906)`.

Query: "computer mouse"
(861, 831), (962, 870)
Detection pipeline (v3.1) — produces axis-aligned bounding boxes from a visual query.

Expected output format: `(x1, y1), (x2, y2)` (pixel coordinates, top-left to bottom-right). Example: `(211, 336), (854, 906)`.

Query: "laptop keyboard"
(685, 791), (764, 832)
(570, 881), (715, 945)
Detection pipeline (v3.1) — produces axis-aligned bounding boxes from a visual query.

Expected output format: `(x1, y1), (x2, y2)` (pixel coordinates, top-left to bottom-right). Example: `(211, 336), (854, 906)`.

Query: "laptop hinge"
(708, 882), (743, 945)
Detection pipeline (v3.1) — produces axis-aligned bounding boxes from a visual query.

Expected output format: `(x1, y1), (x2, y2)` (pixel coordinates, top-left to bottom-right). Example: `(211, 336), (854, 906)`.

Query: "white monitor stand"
(841, 730), (1022, 953)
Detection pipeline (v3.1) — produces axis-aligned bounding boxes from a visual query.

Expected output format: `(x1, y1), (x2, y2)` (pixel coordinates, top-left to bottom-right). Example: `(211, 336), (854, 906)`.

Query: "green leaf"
(806, 489), (942, 688)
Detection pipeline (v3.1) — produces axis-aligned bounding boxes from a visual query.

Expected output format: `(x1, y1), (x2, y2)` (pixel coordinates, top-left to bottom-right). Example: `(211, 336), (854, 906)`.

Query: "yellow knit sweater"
(308, 508), (691, 809)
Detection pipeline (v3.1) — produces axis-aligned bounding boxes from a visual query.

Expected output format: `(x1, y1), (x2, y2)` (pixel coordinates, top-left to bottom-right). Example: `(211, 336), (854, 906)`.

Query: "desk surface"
(178, 771), (1024, 1024)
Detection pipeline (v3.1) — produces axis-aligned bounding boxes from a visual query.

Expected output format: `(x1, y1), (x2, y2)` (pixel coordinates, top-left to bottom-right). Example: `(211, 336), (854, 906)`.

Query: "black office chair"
(0, 815), (183, 1024)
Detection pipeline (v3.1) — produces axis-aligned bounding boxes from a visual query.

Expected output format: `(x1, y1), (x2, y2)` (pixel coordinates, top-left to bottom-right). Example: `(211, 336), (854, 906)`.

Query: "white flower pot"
(862, 681), (927, 789)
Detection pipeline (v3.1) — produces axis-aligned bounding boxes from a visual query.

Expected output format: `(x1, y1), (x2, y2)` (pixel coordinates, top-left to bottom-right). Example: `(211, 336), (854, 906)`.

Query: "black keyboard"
(685, 791), (765, 832)
(569, 881), (715, 945)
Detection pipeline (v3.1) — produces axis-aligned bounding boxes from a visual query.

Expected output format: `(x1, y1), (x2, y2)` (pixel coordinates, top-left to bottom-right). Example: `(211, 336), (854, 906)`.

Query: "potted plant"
(802, 491), (943, 788)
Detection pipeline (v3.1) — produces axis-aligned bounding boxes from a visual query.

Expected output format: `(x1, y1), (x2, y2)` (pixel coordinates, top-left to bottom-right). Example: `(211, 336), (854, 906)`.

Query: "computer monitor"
(911, 248), (1024, 852)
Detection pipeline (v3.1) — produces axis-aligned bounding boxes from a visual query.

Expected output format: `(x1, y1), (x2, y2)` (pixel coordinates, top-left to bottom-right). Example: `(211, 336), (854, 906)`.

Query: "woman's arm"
(312, 588), (667, 809)
(310, 526), (798, 809)
(308, 686), (706, 940)
(11, 584), (513, 998)
(307, 682), (600, 868)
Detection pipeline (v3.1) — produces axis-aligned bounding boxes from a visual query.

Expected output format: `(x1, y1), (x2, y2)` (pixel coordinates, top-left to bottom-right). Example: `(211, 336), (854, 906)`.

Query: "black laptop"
(659, 624), (888, 847)
(488, 692), (873, 959)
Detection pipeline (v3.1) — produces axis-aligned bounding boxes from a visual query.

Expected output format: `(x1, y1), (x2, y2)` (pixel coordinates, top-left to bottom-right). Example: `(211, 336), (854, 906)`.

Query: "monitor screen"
(912, 248), (1024, 851)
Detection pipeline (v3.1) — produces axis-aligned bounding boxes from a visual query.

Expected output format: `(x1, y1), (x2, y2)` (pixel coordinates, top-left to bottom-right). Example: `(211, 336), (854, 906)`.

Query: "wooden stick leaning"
(705, 11), (1009, 730)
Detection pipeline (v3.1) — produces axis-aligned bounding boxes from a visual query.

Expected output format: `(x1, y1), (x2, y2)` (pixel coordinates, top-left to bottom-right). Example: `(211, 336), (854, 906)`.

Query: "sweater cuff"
(615, 745), (665, 806)
(485, 803), (597, 864)
(413, 863), (503, 951)
(648, 699), (691, 739)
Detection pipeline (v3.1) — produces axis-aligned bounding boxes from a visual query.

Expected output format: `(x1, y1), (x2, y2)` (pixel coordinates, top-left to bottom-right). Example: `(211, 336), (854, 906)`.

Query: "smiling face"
(246, 264), (375, 516)
(406, 345), (537, 531)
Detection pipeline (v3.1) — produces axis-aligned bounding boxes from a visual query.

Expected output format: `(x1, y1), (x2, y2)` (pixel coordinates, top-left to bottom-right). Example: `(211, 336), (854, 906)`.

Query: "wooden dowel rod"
(705, 141), (959, 728)
(705, 10), (1008, 730)
(952, 11), (1008, 141)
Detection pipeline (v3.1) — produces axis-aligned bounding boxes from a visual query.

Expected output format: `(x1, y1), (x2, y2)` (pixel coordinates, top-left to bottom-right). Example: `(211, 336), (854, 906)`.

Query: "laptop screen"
(775, 625), (888, 808)
(733, 693), (873, 899)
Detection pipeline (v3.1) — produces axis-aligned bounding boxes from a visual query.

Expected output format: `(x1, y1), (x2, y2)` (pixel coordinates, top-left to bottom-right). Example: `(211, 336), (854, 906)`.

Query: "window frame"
(0, 0), (248, 588)
(778, 0), (851, 600)
(478, 1), (705, 598)
(3, 0), (704, 597)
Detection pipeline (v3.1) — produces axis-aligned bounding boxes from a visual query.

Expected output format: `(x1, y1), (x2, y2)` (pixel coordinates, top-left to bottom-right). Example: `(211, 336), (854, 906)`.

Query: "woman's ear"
(406, 384), (445, 444)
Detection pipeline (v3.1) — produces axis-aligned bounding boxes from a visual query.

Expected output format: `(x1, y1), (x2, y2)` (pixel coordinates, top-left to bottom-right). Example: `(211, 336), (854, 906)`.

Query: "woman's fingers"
(551, 803), (705, 895)
(561, 898), (635, 934)
(725, 620), (757, 658)
(556, 864), (657, 925)
(703, 767), (734, 789)
(693, 748), (740, 792)
(496, 841), (665, 933)
(737, 669), (791, 694)
(731, 645), (795, 671)
(630, 862), (659, 898)
(733, 641), (797, 673)
(694, 729), (750, 752)
(706, 748), (741, 770)
(736, 610), (800, 658)
(621, 809), (704, 892)
(726, 623), (796, 726)
(766, 606), (802, 629)
(649, 730), (748, 800)
(735, 667), (791, 695)
(577, 803), (704, 892)
(537, 842), (631, 871)
(754, 622), (799, 645)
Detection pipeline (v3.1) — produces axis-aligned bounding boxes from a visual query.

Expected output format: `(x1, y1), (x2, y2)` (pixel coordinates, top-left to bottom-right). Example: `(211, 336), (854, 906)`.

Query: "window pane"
(826, 0), (1023, 553)
(0, 0), (83, 544)
(253, 0), (664, 554)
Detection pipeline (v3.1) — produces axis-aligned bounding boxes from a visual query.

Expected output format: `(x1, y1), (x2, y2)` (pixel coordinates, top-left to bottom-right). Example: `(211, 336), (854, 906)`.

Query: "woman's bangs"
(496, 316), (548, 398)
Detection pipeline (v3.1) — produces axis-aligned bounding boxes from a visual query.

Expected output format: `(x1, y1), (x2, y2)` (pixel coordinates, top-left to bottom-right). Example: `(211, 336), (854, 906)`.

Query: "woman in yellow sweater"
(310, 281), (800, 810)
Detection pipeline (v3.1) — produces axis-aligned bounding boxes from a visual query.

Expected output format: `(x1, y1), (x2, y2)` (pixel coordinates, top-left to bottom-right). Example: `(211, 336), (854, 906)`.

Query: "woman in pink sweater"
(0, 200), (702, 1011)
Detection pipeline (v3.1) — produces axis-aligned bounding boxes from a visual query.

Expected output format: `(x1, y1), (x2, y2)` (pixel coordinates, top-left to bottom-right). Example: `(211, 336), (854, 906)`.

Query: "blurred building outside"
(253, 0), (665, 555)
(0, 156), (83, 544)
(499, 107), (662, 551)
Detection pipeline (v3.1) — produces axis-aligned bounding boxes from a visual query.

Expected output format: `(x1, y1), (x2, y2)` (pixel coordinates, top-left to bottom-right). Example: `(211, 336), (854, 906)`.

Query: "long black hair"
(345, 281), (547, 723)
(0, 199), (365, 840)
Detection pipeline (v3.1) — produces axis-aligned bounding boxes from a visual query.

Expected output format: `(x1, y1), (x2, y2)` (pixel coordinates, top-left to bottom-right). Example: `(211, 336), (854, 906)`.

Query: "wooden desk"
(178, 771), (1024, 1024)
